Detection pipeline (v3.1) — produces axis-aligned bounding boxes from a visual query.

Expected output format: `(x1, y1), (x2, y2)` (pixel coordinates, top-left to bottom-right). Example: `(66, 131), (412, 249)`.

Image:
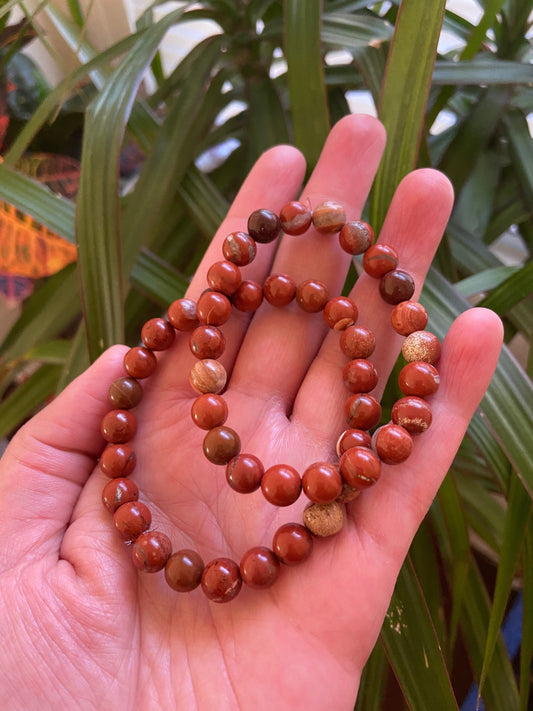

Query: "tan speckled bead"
(312, 201), (346, 233)
(303, 501), (346, 537)
(402, 330), (441, 365)
(189, 359), (227, 394)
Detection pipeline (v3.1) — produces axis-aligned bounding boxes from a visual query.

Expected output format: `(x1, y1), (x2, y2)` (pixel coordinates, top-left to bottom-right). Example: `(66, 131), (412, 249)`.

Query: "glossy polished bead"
(398, 361), (440, 397)
(302, 462), (343, 504)
(261, 464), (301, 506)
(323, 296), (358, 330)
(391, 301), (428, 336)
(379, 269), (415, 305)
(100, 443), (136, 477)
(123, 346), (157, 379)
(102, 477), (139, 512)
(189, 325), (226, 360)
(247, 209), (281, 244)
(189, 359), (227, 394)
(222, 231), (257, 266)
(226, 454), (264, 493)
(196, 291), (232, 327)
(373, 424), (413, 464)
(141, 317), (175, 350)
(342, 359), (378, 393)
(165, 549), (204, 592)
(207, 260), (242, 296)
(391, 396), (432, 434)
(339, 446), (381, 489)
(362, 244), (399, 278)
(113, 501), (151, 540)
(296, 279), (329, 312)
(240, 547), (280, 589)
(303, 501), (345, 537)
(312, 201), (346, 233)
(232, 280), (263, 312)
(263, 273), (296, 307)
(338, 220), (373, 255)
(336, 429), (372, 456)
(101, 409), (137, 444)
(131, 530), (172, 573)
(168, 298), (199, 331)
(203, 425), (241, 464)
(108, 377), (143, 409)
(344, 393), (381, 430)
(272, 523), (313, 565)
(402, 330), (441, 365)
(279, 201), (312, 235)
(339, 325), (376, 359)
(191, 393), (228, 430)
(201, 558), (242, 603)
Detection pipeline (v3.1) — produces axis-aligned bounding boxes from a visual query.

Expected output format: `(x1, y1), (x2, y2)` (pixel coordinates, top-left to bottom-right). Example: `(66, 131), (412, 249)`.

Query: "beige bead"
(303, 500), (346, 537)
(189, 359), (227, 394)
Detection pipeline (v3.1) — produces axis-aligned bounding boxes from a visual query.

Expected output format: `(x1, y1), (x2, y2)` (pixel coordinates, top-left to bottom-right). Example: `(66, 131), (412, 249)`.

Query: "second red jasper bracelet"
(98, 199), (441, 603)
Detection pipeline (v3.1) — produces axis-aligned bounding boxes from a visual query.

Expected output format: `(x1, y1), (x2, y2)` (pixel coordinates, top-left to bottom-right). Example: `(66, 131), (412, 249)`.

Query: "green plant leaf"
(130, 249), (190, 309)
(354, 641), (388, 711)
(455, 266), (519, 298)
(479, 261), (533, 314)
(433, 59), (533, 85)
(520, 515), (533, 711)
(0, 363), (61, 439)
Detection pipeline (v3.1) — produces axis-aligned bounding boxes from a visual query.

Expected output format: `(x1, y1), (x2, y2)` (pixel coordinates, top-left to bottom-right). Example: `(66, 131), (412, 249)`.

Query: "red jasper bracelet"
(99, 200), (441, 603)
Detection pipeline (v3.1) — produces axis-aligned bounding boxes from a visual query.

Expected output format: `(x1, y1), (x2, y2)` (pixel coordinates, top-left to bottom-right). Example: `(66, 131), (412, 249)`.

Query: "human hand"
(0, 114), (502, 711)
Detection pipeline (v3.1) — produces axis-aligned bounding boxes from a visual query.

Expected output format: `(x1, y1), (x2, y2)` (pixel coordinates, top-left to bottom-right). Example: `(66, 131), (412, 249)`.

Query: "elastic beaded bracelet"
(98, 200), (440, 604)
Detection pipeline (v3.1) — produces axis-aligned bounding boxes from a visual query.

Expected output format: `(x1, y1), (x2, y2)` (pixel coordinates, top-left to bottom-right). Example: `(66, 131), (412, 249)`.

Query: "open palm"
(0, 115), (502, 711)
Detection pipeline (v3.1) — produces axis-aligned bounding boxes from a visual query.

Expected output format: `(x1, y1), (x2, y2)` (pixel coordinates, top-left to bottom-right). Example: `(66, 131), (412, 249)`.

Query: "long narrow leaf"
(520, 515), (533, 711)
(0, 364), (61, 439)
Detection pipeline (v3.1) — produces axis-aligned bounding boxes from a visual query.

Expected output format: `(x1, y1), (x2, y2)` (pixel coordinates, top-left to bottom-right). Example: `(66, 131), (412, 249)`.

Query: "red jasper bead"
(131, 530), (172, 573)
(323, 296), (358, 330)
(101, 409), (137, 444)
(263, 273), (296, 307)
(342, 359), (378, 393)
(141, 317), (175, 350)
(108, 377), (143, 409)
(222, 231), (257, 266)
(207, 260), (242, 296)
(344, 393), (381, 430)
(373, 424), (413, 464)
(296, 279), (329, 312)
(339, 446), (381, 489)
(191, 393), (228, 430)
(165, 549), (204, 592)
(247, 209), (281, 244)
(240, 547), (280, 589)
(363, 244), (399, 278)
(336, 429), (372, 456)
(100, 443), (137, 477)
(402, 330), (441, 365)
(232, 280), (263, 312)
(201, 558), (242, 602)
(312, 201), (346, 233)
(339, 325), (376, 359)
(113, 501), (151, 540)
(398, 361), (440, 397)
(226, 454), (264, 493)
(379, 270), (415, 305)
(189, 325), (226, 359)
(196, 291), (232, 326)
(168, 298), (199, 331)
(391, 396), (432, 434)
(102, 477), (139, 512)
(279, 201), (312, 235)
(339, 220), (373, 255)
(261, 464), (301, 506)
(273, 523), (313, 565)
(123, 346), (157, 379)
(302, 462), (343, 504)
(391, 301), (428, 336)
(203, 426), (241, 464)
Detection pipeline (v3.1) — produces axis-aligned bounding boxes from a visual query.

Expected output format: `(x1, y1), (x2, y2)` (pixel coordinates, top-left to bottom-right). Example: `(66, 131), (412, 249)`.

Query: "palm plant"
(0, 1), (532, 708)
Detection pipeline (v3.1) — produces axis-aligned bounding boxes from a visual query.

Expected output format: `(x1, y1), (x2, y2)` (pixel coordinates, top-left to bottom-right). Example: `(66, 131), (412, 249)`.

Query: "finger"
(0, 345), (127, 567)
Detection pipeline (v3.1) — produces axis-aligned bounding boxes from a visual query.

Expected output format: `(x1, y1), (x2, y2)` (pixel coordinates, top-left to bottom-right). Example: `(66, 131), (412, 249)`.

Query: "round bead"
(272, 523), (313, 565)
(203, 425), (241, 465)
(344, 393), (382, 430)
(312, 200), (346, 233)
(338, 220), (373, 255)
(391, 301), (428, 336)
(261, 464), (301, 506)
(189, 325), (226, 360)
(303, 501), (345, 537)
(123, 346), (157, 379)
(379, 270), (415, 305)
(101, 409), (137, 444)
(362, 244), (399, 277)
(337, 483), (361, 503)
(222, 231), (257, 266)
(131, 530), (172, 573)
(279, 201), (312, 235)
(206, 260), (242, 296)
(240, 547), (280, 589)
(196, 291), (232, 326)
(108, 377), (143, 410)
(336, 429), (372, 457)
(263, 273), (296, 307)
(373, 424), (413, 464)
(391, 396), (432, 434)
(165, 549), (204, 592)
(226, 454), (264, 493)
(323, 296), (358, 330)
(102, 477), (139, 512)
(302, 462), (343, 504)
(201, 558), (242, 603)
(168, 298), (199, 331)
(402, 330), (441, 365)
(339, 446), (381, 489)
(113, 501), (151, 540)
(247, 209), (281, 244)
(232, 280), (263, 312)
(339, 325), (376, 359)
(100, 443), (137, 478)
(141, 317), (175, 350)
(191, 393), (228, 430)
(189, 359), (227, 394)
(342, 359), (378, 393)
(398, 361), (440, 397)
(296, 279), (329, 313)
